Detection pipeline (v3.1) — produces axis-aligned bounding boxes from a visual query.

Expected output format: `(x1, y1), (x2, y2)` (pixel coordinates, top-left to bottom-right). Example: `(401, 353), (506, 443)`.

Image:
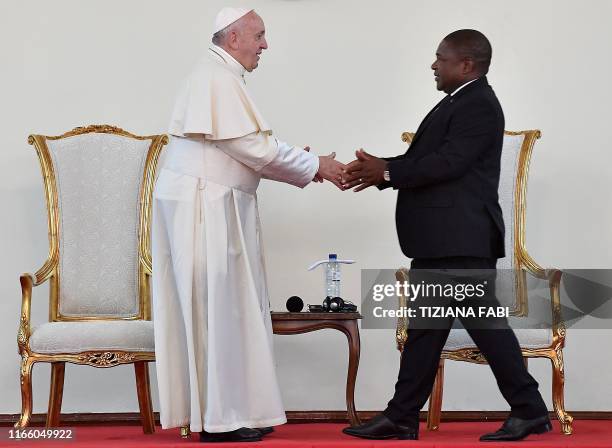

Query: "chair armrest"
(17, 274), (36, 353)
(520, 247), (562, 301)
(30, 251), (58, 286)
(520, 247), (558, 280)
(545, 268), (566, 348)
(17, 256), (57, 353)
(521, 248), (565, 348)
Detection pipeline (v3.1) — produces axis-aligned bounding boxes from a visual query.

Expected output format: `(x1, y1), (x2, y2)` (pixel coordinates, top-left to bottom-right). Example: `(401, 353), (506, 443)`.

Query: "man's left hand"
(342, 149), (387, 191)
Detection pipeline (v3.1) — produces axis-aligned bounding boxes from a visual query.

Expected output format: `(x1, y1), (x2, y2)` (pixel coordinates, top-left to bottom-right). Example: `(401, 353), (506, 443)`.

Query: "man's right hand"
(317, 152), (346, 189)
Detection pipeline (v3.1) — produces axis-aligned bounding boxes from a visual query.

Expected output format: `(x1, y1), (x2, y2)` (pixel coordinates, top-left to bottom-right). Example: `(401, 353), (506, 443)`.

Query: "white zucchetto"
(213, 7), (253, 34)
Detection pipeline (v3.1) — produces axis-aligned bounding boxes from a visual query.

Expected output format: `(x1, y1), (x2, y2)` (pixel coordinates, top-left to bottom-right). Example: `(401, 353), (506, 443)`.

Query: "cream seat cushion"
(29, 320), (154, 354)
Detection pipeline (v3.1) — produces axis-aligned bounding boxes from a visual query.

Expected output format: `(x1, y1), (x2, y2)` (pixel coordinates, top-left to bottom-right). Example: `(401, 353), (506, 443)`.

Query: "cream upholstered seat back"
(45, 131), (152, 318)
(41, 132), (158, 319)
(491, 133), (525, 314)
(497, 133), (524, 270)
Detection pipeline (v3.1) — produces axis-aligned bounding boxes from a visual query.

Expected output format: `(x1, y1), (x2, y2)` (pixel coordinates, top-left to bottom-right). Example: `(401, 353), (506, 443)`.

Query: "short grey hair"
(212, 27), (229, 45)
(212, 21), (243, 46)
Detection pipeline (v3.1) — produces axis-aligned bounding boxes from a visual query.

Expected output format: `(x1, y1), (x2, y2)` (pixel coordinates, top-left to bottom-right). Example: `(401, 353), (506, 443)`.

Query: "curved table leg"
(340, 320), (361, 426)
(271, 315), (363, 426)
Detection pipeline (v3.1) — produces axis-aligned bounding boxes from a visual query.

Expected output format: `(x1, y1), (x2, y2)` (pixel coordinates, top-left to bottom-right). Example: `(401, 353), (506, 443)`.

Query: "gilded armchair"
(395, 130), (573, 435)
(16, 125), (168, 433)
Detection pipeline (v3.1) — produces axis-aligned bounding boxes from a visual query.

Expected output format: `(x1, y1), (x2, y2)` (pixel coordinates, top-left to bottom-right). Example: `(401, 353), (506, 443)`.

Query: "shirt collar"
(208, 44), (247, 80)
(450, 77), (480, 96)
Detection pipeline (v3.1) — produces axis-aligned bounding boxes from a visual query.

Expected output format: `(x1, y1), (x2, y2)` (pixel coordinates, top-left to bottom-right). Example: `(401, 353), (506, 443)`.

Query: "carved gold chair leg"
(15, 354), (34, 429)
(46, 362), (65, 428)
(180, 426), (191, 438)
(427, 359), (444, 431)
(134, 361), (155, 434)
(550, 350), (573, 435)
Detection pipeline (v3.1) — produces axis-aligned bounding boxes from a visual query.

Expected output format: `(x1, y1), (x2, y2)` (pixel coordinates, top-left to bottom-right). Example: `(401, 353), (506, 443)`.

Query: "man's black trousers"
(383, 256), (548, 427)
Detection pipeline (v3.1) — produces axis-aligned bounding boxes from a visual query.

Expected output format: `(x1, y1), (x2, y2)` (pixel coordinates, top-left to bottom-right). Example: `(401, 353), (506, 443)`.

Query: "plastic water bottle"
(326, 254), (341, 298)
(308, 254), (355, 299)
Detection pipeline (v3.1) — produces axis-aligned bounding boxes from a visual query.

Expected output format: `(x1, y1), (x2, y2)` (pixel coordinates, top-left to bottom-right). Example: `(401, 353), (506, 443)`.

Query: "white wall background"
(1, 0), (611, 417)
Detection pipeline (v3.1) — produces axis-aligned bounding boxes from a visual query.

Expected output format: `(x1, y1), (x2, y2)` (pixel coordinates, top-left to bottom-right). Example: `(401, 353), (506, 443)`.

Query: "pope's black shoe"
(480, 415), (552, 442)
(342, 414), (418, 440)
(255, 427), (274, 436)
(199, 427), (262, 443)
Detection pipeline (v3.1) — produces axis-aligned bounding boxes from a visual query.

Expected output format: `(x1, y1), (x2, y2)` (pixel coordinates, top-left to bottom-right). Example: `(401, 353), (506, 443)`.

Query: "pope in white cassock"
(152, 7), (345, 444)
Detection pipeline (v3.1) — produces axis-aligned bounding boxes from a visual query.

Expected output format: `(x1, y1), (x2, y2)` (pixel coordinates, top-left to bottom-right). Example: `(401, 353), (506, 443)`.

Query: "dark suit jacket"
(380, 76), (505, 259)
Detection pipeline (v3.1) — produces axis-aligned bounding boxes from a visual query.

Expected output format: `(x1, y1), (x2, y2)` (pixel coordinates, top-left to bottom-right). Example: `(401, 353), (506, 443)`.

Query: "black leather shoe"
(255, 426), (274, 436)
(199, 427), (262, 443)
(480, 415), (552, 442)
(342, 414), (418, 440)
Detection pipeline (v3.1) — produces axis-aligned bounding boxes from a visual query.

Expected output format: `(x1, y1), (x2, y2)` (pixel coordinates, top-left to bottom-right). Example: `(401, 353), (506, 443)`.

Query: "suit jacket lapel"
(407, 95), (450, 150)
(406, 77), (489, 152)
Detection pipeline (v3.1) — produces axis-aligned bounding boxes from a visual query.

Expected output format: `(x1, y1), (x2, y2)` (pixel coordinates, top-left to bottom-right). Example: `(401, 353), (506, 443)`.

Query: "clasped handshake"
(309, 148), (388, 191)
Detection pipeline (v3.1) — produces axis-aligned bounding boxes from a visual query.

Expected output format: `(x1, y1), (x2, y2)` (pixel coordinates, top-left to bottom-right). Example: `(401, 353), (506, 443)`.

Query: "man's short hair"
(212, 28), (228, 45)
(443, 29), (492, 75)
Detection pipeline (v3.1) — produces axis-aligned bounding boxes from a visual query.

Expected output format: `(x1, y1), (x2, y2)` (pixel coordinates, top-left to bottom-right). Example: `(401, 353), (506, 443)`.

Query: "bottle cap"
(328, 253), (337, 260)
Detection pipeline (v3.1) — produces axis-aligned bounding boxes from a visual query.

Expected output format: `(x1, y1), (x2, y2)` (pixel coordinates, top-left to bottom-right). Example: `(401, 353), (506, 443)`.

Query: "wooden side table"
(271, 312), (362, 426)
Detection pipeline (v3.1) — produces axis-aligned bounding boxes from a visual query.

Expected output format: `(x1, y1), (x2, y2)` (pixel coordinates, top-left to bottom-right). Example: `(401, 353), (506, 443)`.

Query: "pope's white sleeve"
(260, 137), (319, 188)
(214, 132), (319, 188)
(213, 132), (279, 172)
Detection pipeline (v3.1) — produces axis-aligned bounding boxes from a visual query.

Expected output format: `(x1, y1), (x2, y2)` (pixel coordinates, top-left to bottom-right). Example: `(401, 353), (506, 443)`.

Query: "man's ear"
(227, 30), (239, 50)
(463, 57), (475, 75)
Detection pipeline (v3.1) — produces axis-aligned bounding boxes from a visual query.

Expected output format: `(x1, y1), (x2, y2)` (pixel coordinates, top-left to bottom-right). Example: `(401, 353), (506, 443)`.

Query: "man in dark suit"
(341, 30), (551, 442)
